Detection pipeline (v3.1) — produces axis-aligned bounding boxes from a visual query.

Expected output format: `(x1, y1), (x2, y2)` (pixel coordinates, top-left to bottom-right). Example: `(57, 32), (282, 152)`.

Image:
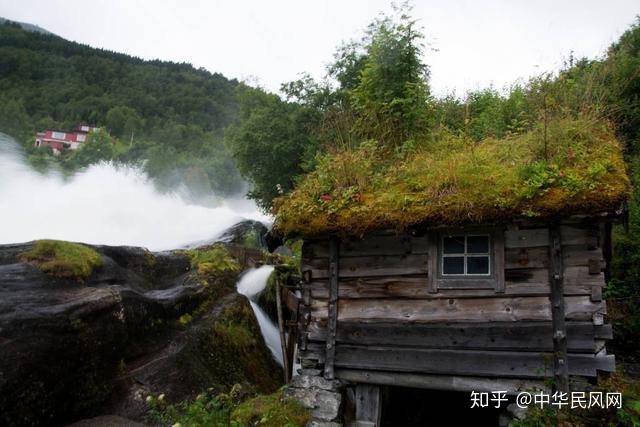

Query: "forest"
(0, 20), (243, 197)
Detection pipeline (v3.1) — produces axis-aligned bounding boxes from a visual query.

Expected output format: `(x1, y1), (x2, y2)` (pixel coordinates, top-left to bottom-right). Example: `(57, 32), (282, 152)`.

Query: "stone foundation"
(285, 369), (343, 426)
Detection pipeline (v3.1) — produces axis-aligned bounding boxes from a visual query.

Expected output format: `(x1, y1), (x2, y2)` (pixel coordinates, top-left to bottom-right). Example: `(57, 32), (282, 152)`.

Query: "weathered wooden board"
(355, 384), (381, 427)
(560, 225), (599, 247)
(335, 370), (548, 394)
(329, 346), (614, 378)
(504, 226), (597, 249)
(303, 258), (602, 287)
(310, 296), (603, 323)
(505, 245), (603, 269)
(324, 236), (340, 380)
(306, 278), (599, 300)
(505, 266), (603, 286)
(505, 229), (549, 248)
(302, 254), (428, 279)
(306, 321), (609, 353)
(303, 234), (430, 259)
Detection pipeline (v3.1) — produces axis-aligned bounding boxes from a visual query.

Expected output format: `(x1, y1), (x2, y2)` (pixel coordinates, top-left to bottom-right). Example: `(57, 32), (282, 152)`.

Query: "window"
(427, 228), (505, 293)
(52, 131), (66, 140)
(442, 234), (491, 276)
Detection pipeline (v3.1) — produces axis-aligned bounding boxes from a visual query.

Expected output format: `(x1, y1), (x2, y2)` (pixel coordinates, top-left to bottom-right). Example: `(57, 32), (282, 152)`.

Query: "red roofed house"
(35, 124), (100, 154)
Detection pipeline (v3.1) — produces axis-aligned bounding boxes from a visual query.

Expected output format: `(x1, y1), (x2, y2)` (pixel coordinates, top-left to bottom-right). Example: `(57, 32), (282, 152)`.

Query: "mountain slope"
(0, 17), (54, 35)
(0, 22), (244, 196)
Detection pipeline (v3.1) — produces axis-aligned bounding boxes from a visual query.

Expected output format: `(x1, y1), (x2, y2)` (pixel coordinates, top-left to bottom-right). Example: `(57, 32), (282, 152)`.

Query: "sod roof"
(273, 116), (630, 238)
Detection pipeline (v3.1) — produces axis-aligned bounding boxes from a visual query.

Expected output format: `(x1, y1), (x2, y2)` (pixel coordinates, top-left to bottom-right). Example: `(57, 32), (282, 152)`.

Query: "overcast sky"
(1, 0), (639, 96)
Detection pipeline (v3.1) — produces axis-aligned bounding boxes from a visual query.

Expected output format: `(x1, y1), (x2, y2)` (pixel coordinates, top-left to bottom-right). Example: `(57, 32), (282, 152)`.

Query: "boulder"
(0, 241), (281, 426)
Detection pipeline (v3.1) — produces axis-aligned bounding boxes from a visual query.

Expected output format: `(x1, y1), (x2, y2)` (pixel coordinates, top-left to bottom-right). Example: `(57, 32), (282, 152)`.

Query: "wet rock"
(0, 240), (280, 426)
(188, 219), (268, 249)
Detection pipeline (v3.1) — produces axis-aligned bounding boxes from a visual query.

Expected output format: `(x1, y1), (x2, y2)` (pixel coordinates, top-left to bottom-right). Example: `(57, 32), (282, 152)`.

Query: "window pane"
(443, 256), (464, 274)
(467, 235), (489, 253)
(467, 256), (489, 274)
(443, 236), (465, 254)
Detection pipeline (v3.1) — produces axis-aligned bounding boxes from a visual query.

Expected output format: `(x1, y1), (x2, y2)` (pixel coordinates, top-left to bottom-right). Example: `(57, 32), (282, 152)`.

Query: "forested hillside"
(0, 21), (243, 196)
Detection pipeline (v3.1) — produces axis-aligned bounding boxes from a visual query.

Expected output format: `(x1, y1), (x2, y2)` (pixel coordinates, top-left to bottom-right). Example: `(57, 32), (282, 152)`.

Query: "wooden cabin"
(273, 119), (630, 425)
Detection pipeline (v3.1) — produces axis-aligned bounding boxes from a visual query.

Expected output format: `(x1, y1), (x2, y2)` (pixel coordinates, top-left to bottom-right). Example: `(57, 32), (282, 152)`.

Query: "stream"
(235, 265), (284, 366)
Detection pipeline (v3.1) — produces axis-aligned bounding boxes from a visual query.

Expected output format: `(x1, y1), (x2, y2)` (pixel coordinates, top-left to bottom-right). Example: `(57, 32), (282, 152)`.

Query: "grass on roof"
(274, 115), (630, 237)
(18, 239), (103, 282)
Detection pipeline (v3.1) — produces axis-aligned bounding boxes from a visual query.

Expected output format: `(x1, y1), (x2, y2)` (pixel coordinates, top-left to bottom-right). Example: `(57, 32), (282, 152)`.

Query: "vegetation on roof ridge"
(274, 115), (630, 237)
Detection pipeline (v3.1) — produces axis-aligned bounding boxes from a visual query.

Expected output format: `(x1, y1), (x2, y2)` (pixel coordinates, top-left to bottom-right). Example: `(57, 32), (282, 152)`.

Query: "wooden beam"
(549, 225), (569, 392)
(310, 295), (603, 323)
(275, 274), (290, 383)
(602, 222), (612, 282)
(324, 236), (339, 380)
(306, 277), (598, 300)
(355, 384), (381, 427)
(300, 344), (615, 378)
(306, 321), (608, 353)
(427, 234), (438, 293)
(495, 229), (506, 293)
(332, 346), (613, 378)
(302, 253), (428, 279)
(336, 369), (548, 394)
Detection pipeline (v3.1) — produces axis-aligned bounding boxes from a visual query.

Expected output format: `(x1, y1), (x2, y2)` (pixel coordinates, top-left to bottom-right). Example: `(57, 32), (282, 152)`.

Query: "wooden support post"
(324, 236), (339, 380)
(494, 229), (505, 293)
(355, 384), (382, 427)
(602, 221), (612, 283)
(549, 225), (569, 392)
(275, 274), (290, 383)
(427, 233), (438, 293)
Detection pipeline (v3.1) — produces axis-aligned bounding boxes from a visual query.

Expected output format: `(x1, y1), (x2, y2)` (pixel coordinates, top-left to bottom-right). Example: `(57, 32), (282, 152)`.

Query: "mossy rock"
(232, 388), (310, 427)
(194, 297), (282, 392)
(18, 239), (102, 282)
(181, 245), (241, 276)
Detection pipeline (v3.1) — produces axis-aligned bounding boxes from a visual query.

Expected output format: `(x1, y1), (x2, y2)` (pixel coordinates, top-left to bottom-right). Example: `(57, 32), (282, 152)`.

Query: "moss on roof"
(274, 116), (630, 237)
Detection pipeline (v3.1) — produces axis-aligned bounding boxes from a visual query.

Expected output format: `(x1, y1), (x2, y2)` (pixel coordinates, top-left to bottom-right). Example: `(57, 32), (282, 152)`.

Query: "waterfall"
(235, 265), (283, 366)
(0, 133), (269, 250)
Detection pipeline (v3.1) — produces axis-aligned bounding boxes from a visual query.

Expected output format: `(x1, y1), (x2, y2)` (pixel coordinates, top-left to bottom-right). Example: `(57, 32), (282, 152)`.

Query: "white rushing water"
(235, 265), (284, 366)
(0, 133), (270, 250)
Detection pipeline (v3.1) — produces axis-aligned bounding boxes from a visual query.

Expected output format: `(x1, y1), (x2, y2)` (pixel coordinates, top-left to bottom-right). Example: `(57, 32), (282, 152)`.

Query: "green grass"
(232, 388), (310, 427)
(183, 245), (241, 276)
(147, 386), (309, 427)
(274, 115), (630, 237)
(18, 239), (102, 281)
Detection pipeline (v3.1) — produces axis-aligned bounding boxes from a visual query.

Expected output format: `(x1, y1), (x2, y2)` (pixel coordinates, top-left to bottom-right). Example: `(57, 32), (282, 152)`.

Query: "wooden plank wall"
(298, 222), (613, 382)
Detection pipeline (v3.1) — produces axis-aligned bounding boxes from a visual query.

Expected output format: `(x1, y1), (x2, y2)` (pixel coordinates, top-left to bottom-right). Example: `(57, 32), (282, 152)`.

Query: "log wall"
(297, 221), (614, 389)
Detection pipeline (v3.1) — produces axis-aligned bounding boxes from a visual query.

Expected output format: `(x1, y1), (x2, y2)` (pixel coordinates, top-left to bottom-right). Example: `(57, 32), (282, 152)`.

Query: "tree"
(105, 106), (142, 139)
(224, 86), (315, 210)
(66, 128), (115, 168)
(350, 3), (431, 146)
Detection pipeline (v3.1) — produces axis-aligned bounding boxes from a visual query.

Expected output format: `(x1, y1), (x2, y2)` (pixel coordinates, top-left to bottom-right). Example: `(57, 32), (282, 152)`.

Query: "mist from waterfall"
(0, 133), (270, 250)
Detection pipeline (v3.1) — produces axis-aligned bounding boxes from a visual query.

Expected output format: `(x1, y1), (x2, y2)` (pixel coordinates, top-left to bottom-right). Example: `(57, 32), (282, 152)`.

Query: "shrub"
(185, 245), (241, 276)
